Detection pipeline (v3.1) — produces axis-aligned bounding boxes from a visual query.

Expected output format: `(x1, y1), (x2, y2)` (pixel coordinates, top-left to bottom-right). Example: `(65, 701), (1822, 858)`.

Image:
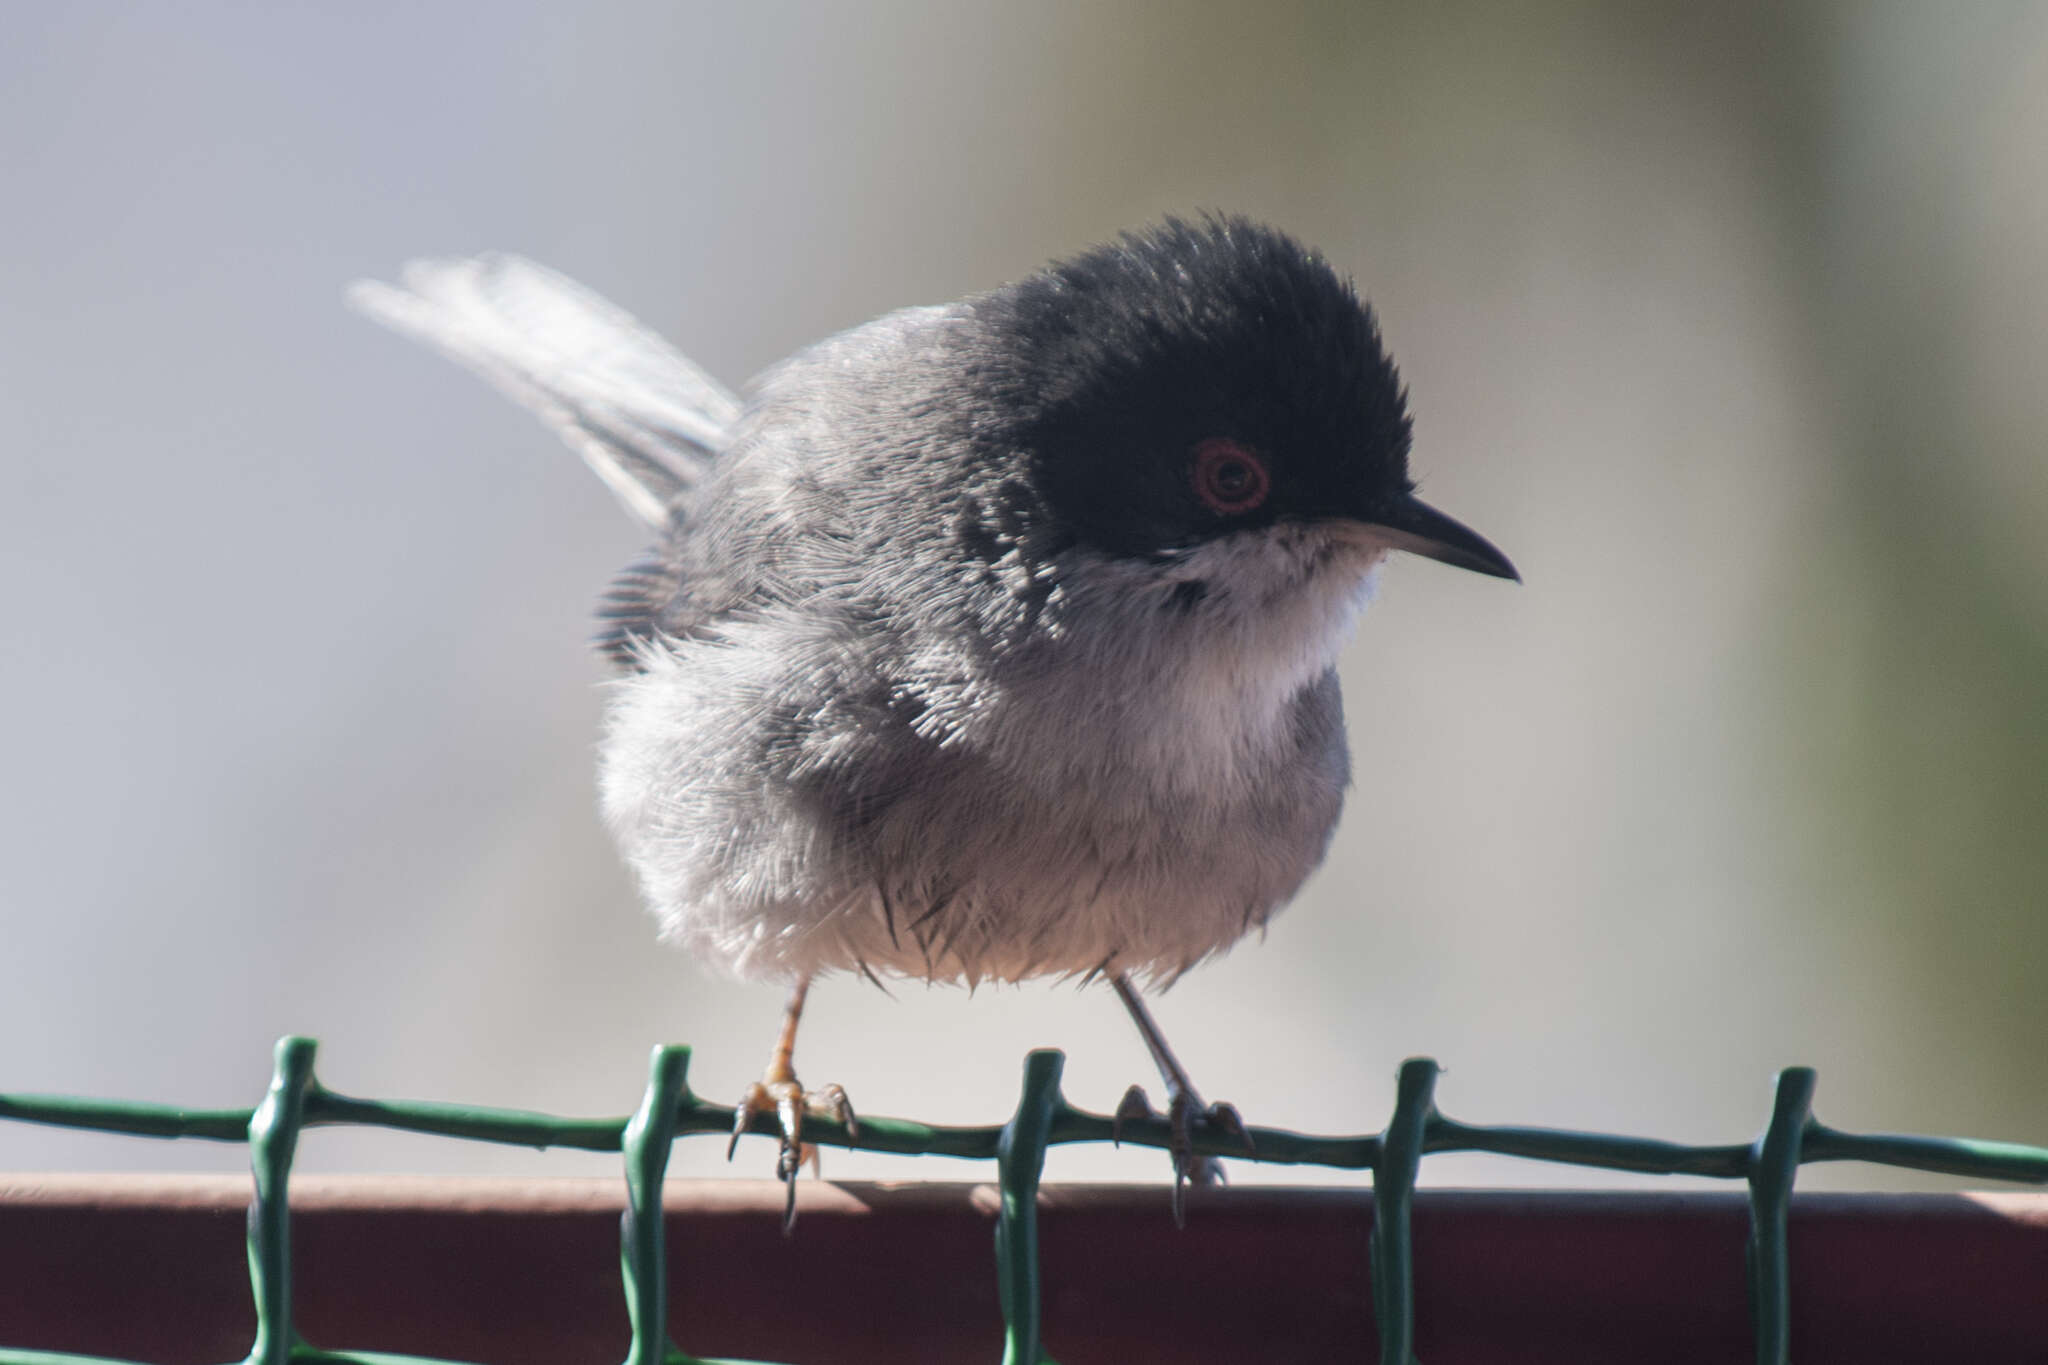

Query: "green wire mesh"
(5, 1037), (2048, 1365)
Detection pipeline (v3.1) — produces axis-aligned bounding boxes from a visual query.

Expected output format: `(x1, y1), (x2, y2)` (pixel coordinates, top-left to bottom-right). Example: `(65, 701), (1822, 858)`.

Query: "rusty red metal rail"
(2, 1176), (2045, 1365)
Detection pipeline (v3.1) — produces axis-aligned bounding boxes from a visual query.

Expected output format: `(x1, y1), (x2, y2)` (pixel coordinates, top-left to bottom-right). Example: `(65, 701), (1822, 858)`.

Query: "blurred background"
(2, 3), (2044, 1192)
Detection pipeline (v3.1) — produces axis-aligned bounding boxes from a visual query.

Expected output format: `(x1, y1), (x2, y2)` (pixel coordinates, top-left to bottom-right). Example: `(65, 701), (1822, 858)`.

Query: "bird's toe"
(728, 1076), (858, 1233)
(1114, 1082), (1253, 1225)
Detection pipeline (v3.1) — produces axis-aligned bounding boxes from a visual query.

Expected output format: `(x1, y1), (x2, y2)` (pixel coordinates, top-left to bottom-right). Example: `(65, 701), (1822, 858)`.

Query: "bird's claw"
(1112, 1083), (1256, 1227)
(728, 1078), (858, 1234)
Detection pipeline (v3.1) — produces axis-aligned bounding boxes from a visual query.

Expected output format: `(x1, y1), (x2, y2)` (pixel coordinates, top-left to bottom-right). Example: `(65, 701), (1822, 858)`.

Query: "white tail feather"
(349, 255), (740, 527)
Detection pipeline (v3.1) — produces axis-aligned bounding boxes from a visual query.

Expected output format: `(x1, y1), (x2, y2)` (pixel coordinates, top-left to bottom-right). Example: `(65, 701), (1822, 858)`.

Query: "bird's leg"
(1108, 972), (1256, 1226)
(727, 975), (858, 1233)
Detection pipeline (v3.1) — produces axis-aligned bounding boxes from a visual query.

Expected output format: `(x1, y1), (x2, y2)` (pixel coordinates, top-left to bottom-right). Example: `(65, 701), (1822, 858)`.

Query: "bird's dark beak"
(1361, 493), (1520, 582)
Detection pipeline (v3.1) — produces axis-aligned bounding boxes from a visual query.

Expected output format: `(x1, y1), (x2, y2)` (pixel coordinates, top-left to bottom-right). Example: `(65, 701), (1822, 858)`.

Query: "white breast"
(601, 523), (1386, 985)
(990, 524), (1384, 797)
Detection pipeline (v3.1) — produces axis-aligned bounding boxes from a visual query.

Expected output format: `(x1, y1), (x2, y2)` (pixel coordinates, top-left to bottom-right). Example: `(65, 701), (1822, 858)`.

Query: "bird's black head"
(967, 217), (1516, 580)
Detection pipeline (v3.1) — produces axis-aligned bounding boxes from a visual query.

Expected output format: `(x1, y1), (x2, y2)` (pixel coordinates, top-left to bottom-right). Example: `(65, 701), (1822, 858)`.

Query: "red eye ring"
(1191, 438), (1270, 515)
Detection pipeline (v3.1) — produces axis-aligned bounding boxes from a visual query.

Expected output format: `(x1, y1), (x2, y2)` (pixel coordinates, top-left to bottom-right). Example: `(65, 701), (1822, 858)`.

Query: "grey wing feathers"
(348, 254), (741, 528)
(595, 548), (684, 670)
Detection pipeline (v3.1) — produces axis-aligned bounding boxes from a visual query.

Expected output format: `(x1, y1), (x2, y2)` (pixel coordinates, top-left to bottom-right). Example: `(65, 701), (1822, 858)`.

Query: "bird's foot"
(1112, 1083), (1256, 1226)
(727, 1077), (858, 1233)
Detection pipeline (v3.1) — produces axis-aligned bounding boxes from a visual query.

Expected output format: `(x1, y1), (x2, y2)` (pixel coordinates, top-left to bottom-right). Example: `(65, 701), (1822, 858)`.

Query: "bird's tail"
(349, 255), (740, 529)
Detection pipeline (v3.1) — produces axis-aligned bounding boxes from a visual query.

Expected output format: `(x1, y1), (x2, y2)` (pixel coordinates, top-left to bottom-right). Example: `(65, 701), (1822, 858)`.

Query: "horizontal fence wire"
(4, 1038), (2048, 1365)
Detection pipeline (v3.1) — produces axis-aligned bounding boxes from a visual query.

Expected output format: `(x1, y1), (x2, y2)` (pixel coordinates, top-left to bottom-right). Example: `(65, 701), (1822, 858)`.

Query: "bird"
(351, 217), (1517, 1227)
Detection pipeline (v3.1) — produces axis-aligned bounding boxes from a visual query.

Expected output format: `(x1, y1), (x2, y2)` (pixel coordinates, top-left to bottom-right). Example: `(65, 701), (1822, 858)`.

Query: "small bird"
(352, 218), (1516, 1224)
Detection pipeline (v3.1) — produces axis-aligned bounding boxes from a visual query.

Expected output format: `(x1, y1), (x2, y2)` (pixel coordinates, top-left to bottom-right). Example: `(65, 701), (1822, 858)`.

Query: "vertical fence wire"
(1746, 1068), (1816, 1365)
(245, 1037), (316, 1365)
(621, 1046), (690, 1365)
(1369, 1059), (1436, 1365)
(995, 1050), (1065, 1365)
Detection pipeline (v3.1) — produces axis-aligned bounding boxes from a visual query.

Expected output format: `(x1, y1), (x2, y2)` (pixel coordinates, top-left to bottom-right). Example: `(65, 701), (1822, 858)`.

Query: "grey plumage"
(352, 219), (1514, 990)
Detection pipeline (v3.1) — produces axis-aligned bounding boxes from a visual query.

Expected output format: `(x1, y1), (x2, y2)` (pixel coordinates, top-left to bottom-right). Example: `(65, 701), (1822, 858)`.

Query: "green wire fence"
(4, 1036), (2048, 1365)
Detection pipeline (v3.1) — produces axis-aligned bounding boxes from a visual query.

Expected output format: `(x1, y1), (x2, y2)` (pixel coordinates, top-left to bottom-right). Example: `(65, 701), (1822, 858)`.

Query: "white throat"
(1009, 521), (1385, 797)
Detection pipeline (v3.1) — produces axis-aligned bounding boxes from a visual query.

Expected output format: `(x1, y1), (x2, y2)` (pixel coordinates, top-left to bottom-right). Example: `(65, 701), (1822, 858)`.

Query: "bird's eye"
(1191, 438), (1270, 515)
